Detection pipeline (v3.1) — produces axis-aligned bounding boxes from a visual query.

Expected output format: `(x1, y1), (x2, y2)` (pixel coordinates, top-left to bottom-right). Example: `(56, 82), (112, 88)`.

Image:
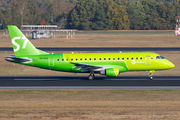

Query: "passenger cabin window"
(109, 58), (111, 60)
(89, 58), (91, 60)
(118, 58), (120, 60)
(76, 59), (78, 61)
(94, 58), (96, 60)
(99, 58), (101, 60)
(122, 58), (124, 60)
(136, 58), (138, 60)
(80, 58), (82, 61)
(127, 58), (129, 60)
(85, 58), (87, 61)
(104, 58), (106, 60)
(113, 58), (115, 60)
(71, 59), (73, 61)
(57, 59), (59, 61)
(131, 58), (133, 60)
(62, 59), (64, 61)
(140, 57), (142, 60)
(66, 59), (68, 61)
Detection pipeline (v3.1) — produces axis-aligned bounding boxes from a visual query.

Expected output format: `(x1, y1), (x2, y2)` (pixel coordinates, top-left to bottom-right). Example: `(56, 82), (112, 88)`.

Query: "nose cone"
(167, 62), (175, 69)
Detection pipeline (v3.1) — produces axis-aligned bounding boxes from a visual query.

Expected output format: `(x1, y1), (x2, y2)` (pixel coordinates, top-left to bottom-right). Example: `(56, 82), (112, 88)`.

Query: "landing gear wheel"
(88, 74), (95, 80)
(149, 73), (153, 80)
(149, 76), (153, 80)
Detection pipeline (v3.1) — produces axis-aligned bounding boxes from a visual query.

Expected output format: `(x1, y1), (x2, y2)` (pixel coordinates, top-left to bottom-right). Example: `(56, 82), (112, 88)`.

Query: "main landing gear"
(88, 73), (95, 80)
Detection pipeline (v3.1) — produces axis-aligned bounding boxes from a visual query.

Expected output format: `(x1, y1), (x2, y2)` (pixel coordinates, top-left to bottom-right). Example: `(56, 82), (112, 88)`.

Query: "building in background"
(21, 25), (57, 39)
(21, 25), (76, 39)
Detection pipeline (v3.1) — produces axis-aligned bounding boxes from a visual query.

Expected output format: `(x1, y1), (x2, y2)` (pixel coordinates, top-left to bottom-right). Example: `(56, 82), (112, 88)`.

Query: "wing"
(71, 62), (104, 72)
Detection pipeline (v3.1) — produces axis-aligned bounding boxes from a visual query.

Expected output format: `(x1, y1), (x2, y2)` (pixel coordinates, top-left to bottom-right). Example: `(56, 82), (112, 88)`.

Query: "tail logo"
(12, 37), (28, 52)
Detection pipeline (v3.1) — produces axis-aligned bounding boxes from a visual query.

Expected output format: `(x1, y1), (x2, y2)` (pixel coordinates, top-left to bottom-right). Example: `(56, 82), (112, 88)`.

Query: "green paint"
(106, 68), (119, 77)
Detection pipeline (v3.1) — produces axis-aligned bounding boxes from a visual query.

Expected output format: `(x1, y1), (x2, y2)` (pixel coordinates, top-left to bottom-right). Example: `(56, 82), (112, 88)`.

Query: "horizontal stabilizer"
(5, 56), (32, 63)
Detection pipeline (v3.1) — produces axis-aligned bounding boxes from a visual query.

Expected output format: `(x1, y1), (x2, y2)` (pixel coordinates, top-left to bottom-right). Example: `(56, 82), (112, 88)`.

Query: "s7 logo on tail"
(12, 37), (28, 52)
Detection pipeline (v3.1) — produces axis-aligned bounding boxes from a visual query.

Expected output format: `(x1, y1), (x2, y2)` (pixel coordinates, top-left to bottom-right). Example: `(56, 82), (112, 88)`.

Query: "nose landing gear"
(149, 70), (155, 80)
(149, 73), (153, 80)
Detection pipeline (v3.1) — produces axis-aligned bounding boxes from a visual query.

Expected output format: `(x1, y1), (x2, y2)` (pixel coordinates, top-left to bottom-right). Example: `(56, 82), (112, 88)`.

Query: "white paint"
(131, 60), (136, 65)
(12, 37), (21, 52)
(12, 37), (28, 52)
(22, 37), (28, 49)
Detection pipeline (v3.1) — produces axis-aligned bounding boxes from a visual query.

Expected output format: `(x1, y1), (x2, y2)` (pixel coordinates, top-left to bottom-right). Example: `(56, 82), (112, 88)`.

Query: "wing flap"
(71, 62), (102, 72)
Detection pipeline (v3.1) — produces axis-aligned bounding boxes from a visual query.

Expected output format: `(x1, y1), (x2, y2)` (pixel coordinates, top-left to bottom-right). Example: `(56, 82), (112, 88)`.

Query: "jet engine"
(100, 68), (119, 77)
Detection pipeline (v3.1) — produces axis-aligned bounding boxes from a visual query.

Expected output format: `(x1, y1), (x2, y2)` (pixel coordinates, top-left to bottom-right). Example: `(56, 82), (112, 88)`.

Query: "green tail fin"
(8, 25), (48, 57)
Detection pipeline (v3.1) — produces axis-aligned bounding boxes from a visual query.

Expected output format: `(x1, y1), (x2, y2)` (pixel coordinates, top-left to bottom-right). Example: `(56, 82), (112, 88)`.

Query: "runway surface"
(0, 76), (180, 90)
(1, 47), (180, 52)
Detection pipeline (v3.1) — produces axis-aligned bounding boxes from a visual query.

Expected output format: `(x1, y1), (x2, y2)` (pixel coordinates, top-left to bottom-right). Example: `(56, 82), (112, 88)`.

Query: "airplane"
(5, 25), (175, 80)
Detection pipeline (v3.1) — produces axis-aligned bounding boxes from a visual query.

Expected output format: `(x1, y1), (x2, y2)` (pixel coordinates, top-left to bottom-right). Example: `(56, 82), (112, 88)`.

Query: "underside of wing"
(72, 62), (104, 73)
(71, 62), (121, 77)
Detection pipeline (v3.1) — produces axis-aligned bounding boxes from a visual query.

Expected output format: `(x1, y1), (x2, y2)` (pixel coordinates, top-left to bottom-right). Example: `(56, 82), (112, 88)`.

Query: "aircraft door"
(145, 56), (151, 65)
(49, 57), (54, 67)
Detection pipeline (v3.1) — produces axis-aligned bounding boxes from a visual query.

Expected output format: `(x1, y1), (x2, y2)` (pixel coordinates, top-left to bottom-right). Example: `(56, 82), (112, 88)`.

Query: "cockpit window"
(156, 56), (161, 59)
(160, 56), (165, 59)
(156, 56), (165, 59)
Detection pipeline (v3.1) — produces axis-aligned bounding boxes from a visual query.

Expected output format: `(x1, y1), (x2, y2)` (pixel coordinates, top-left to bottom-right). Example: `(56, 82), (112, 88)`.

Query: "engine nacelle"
(100, 68), (119, 77)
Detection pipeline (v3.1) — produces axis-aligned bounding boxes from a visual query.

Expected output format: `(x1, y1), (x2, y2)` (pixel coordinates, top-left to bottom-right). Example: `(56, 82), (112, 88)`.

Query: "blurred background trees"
(0, 0), (178, 30)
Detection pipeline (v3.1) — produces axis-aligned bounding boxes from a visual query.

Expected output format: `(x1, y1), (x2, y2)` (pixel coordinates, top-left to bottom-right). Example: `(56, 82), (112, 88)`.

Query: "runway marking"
(104, 79), (148, 80)
(14, 78), (151, 81)
(14, 79), (60, 81)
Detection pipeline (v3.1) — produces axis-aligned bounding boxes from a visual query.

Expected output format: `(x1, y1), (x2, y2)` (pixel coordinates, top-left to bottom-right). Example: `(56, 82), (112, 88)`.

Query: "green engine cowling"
(105, 68), (119, 77)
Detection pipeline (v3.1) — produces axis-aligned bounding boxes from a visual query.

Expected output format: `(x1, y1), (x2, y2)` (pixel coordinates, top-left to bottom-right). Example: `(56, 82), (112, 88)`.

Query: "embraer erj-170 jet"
(5, 26), (175, 80)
